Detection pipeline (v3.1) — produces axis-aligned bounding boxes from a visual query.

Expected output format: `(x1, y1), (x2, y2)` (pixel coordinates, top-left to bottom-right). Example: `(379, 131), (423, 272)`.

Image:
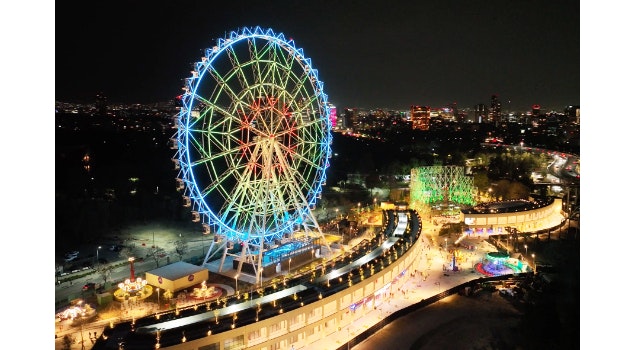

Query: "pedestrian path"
(304, 233), (497, 350)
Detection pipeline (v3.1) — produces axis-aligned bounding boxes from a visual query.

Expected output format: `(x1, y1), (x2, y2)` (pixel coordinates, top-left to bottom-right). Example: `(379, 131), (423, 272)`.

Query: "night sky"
(55, 0), (580, 111)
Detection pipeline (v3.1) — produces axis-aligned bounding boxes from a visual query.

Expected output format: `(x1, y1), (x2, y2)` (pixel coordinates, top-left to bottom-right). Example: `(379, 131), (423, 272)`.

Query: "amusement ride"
(171, 26), (333, 284)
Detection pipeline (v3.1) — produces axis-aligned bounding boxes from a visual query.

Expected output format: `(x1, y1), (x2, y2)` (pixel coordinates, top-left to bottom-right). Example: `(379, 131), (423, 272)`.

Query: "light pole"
(78, 300), (86, 350)
(531, 253), (535, 273)
(258, 267), (263, 288)
(156, 287), (160, 309)
(524, 244), (528, 257)
(373, 198), (377, 209)
(506, 235), (510, 253)
(336, 208), (339, 220)
(288, 258), (292, 273)
(357, 202), (361, 213)
(96, 246), (102, 265)
(444, 238), (447, 250)
(234, 274), (238, 297)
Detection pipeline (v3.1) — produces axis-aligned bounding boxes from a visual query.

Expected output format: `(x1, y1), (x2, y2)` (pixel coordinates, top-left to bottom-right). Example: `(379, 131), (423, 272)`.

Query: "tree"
(439, 222), (467, 238)
(119, 246), (134, 260)
(95, 264), (114, 285)
(364, 173), (381, 192)
(507, 181), (529, 200)
(494, 179), (511, 200)
(174, 239), (188, 261)
(472, 172), (490, 193)
(148, 246), (167, 268)
(61, 335), (73, 350)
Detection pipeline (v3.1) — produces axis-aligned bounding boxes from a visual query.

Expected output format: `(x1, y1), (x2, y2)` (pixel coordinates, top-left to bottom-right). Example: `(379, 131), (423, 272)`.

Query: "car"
(64, 251), (79, 259)
(83, 283), (96, 291)
(110, 245), (124, 252)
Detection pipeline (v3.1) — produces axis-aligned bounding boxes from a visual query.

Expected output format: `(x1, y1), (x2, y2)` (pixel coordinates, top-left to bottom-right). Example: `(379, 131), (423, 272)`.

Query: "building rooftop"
(146, 261), (207, 281)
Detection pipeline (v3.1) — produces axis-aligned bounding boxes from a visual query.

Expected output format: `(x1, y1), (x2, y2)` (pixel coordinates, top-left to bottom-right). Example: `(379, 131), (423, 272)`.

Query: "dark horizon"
(55, 0), (579, 111)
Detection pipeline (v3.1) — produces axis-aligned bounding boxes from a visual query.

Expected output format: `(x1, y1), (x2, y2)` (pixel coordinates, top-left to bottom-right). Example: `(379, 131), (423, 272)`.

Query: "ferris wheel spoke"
(197, 158), (234, 191)
(192, 93), (246, 122)
(278, 138), (321, 170)
(203, 65), (248, 109)
(283, 68), (313, 104)
(226, 43), (259, 104)
(290, 90), (320, 116)
(263, 48), (290, 99)
(273, 142), (316, 194)
(272, 43), (297, 94)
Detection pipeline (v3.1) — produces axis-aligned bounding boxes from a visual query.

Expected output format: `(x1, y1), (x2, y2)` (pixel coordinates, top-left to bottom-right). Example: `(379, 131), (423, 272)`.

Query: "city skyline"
(55, 0), (579, 111)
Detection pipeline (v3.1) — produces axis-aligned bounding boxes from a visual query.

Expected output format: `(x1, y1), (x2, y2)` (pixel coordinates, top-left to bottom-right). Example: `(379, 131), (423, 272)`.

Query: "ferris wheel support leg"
(256, 244), (264, 286)
(236, 243), (248, 277)
(202, 240), (225, 266)
(304, 209), (333, 255)
(218, 245), (229, 273)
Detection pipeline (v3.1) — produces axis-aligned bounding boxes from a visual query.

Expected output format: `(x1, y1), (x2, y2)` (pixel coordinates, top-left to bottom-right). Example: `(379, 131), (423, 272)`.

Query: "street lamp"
(234, 274), (238, 297)
(288, 258), (292, 273)
(156, 287), (160, 309)
(96, 246), (102, 265)
(444, 238), (447, 250)
(524, 244), (528, 257)
(77, 300), (86, 350)
(531, 253), (535, 272)
(258, 267), (263, 288)
(506, 235), (510, 253)
(374, 198), (377, 209)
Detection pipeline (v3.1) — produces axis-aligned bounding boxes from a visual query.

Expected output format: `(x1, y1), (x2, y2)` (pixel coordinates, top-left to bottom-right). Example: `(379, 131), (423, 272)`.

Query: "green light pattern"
(410, 166), (477, 208)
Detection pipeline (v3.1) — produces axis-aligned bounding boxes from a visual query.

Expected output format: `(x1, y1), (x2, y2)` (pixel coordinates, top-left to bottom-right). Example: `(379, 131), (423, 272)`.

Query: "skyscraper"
(489, 94), (501, 124)
(411, 105), (430, 130)
(95, 92), (108, 115)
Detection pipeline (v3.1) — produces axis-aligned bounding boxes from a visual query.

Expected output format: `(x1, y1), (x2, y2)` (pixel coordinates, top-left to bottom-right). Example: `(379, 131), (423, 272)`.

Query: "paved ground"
(352, 292), (522, 350)
(299, 228), (522, 350)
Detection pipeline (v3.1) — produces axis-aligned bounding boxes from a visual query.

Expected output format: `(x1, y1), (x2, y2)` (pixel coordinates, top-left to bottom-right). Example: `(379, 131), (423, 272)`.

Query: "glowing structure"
(475, 251), (524, 276)
(118, 257), (147, 295)
(410, 166), (477, 211)
(172, 27), (332, 284)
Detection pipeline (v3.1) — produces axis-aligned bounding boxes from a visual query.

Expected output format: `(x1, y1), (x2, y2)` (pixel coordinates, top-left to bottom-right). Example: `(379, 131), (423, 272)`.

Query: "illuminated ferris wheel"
(172, 27), (332, 277)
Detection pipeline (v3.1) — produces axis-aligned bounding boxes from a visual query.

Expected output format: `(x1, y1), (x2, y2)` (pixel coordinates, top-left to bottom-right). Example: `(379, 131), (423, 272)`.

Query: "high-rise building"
(564, 105), (580, 125)
(410, 105), (430, 130)
(449, 101), (458, 119)
(328, 103), (337, 130)
(342, 108), (358, 130)
(95, 92), (108, 115)
(474, 104), (487, 123)
(489, 94), (501, 123)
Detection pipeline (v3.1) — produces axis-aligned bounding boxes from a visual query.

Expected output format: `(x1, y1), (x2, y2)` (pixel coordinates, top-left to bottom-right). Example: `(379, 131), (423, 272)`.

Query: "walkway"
(302, 231), (499, 349)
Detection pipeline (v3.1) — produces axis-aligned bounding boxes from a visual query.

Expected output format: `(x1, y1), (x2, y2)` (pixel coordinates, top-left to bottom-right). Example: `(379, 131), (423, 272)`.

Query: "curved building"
(459, 197), (563, 234)
(93, 210), (424, 350)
